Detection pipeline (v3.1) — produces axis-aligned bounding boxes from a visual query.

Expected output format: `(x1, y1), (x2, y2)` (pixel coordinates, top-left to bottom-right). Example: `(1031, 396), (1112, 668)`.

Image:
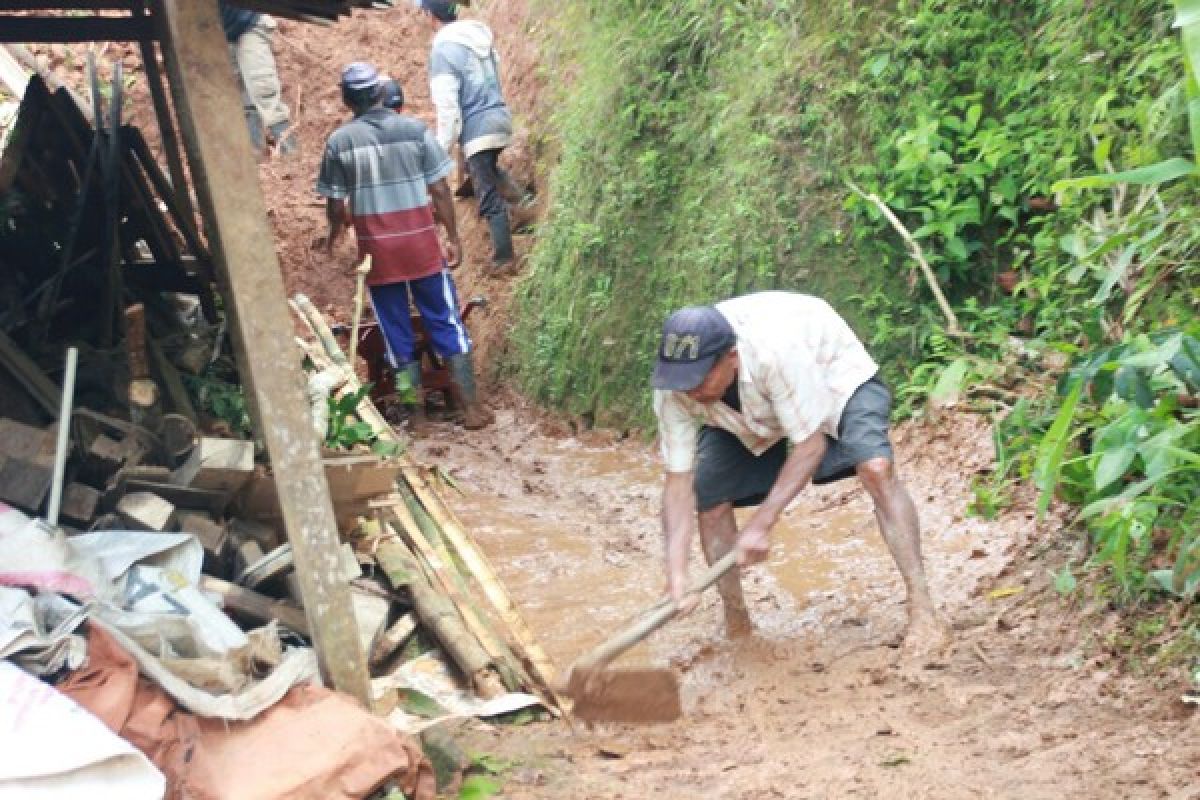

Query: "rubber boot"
(395, 360), (426, 434)
(245, 109), (266, 157)
(446, 353), (494, 430)
(486, 212), (516, 274)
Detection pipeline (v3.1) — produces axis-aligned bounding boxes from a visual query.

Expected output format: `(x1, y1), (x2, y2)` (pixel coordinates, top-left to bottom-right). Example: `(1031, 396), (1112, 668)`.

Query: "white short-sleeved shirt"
(654, 292), (879, 473)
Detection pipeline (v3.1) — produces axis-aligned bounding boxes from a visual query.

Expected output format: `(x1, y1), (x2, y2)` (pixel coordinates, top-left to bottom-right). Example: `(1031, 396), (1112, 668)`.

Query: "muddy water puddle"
(429, 428), (966, 692)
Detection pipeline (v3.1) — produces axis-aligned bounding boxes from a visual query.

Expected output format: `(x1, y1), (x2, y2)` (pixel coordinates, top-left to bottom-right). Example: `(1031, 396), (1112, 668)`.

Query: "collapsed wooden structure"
(0, 0), (566, 719)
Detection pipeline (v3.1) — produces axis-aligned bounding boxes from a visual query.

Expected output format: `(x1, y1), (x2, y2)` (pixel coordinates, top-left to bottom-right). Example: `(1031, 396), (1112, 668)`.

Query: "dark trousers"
(466, 149), (509, 220)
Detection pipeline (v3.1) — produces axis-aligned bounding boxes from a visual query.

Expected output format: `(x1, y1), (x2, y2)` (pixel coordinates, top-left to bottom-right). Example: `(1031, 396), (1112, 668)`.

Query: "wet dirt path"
(411, 405), (1199, 800)
(257, 4), (1198, 796)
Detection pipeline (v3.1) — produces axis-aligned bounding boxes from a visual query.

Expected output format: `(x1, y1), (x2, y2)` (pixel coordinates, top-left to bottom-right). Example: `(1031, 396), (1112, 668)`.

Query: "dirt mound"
(264, 1), (543, 380)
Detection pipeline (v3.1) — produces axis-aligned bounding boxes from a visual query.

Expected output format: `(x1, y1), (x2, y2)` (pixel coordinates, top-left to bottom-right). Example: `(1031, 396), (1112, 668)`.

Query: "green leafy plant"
(325, 385), (375, 450)
(182, 373), (254, 439)
(1033, 328), (1200, 597)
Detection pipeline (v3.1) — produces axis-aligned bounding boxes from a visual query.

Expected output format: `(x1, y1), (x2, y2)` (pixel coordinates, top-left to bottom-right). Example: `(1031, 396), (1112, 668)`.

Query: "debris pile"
(0, 57), (561, 799)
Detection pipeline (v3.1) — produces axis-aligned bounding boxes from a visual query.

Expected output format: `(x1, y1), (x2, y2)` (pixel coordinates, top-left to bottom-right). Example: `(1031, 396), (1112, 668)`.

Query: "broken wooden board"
(236, 454), (402, 529)
(198, 575), (310, 637)
(121, 479), (229, 517)
(0, 455), (53, 512)
(0, 418), (56, 465)
(171, 437), (254, 493)
(116, 491), (176, 532)
(176, 510), (229, 565)
(60, 482), (101, 526)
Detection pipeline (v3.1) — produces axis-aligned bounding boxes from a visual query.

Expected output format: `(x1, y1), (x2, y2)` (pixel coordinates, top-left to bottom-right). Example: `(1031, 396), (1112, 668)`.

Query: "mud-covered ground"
(259, 4), (1199, 797)
(408, 407), (1198, 800)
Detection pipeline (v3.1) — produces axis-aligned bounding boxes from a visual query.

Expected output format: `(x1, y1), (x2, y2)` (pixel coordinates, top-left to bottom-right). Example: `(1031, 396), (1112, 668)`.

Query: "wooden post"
(156, 0), (370, 706)
(138, 0), (198, 237)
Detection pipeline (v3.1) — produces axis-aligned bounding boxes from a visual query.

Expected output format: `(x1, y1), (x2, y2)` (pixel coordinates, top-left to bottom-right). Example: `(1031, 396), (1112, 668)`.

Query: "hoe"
(565, 551), (738, 723)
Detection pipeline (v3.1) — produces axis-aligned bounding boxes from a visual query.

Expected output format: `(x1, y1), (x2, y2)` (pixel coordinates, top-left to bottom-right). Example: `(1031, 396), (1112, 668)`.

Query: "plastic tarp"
(0, 504), (317, 719)
(59, 627), (435, 800)
(378, 651), (541, 734)
(0, 660), (165, 799)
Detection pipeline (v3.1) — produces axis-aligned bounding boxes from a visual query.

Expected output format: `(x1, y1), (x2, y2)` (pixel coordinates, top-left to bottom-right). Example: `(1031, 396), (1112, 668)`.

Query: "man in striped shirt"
(653, 292), (947, 661)
(317, 63), (493, 430)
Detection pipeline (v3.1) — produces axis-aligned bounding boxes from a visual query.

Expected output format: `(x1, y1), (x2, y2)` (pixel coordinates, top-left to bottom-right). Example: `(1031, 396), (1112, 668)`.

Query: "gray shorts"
(693, 375), (894, 512)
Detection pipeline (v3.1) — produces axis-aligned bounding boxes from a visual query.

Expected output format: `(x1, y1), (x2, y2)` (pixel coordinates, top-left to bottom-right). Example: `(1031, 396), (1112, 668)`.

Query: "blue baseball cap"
(341, 62), (381, 91)
(652, 306), (736, 391)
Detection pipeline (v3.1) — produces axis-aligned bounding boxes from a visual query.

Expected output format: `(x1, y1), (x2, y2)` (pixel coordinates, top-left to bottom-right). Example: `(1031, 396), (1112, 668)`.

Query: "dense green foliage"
(514, 1), (1199, 604)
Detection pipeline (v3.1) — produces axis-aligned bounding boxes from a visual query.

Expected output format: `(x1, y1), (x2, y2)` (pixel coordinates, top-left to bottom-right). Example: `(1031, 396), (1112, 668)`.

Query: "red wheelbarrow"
(332, 295), (487, 409)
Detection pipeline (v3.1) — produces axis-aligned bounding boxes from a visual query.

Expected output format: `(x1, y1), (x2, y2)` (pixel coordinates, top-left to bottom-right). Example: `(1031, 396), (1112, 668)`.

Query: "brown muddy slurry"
(410, 406), (1199, 799)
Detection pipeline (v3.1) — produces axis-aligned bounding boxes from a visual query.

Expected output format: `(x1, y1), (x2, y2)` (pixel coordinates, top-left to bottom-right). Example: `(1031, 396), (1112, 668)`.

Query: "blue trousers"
(368, 269), (471, 368)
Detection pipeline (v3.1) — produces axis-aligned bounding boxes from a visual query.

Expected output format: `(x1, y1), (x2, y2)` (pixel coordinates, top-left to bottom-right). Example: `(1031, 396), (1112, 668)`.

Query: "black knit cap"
(419, 0), (458, 22)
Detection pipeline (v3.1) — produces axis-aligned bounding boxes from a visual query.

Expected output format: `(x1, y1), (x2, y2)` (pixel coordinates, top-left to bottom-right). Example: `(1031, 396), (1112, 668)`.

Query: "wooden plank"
(199, 574), (310, 637)
(158, 0), (368, 706)
(171, 437), (254, 492)
(116, 490), (176, 531)
(0, 418), (55, 465)
(134, 18), (200, 252)
(176, 510), (228, 562)
(0, 329), (60, 418)
(0, 15), (154, 42)
(0, 456), (51, 512)
(60, 482), (101, 526)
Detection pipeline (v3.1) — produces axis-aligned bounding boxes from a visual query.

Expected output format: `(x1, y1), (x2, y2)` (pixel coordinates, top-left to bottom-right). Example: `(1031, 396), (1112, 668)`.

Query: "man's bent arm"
(429, 179), (458, 241)
(738, 432), (827, 562)
(662, 470), (696, 602)
(324, 197), (347, 252)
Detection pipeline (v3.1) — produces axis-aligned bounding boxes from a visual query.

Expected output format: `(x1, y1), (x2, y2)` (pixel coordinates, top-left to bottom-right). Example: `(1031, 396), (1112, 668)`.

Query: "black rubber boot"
(446, 353), (493, 430)
(245, 109), (266, 155)
(486, 212), (515, 270)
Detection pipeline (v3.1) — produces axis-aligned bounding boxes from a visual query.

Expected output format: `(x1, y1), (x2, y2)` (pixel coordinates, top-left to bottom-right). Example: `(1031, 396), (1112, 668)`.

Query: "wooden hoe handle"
(571, 550), (739, 674)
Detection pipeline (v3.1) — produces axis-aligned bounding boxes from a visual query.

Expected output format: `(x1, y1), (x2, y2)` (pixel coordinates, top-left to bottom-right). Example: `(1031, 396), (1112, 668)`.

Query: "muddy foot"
(724, 611), (755, 640)
(899, 613), (953, 669)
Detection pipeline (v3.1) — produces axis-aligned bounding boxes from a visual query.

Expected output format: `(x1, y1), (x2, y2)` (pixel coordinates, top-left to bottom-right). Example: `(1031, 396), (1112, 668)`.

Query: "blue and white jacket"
(429, 20), (513, 157)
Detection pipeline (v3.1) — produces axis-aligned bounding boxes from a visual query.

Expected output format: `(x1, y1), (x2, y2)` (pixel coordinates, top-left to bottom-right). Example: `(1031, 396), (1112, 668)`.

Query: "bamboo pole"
(374, 523), (505, 699)
(402, 465), (568, 715)
(384, 497), (529, 694)
(291, 293), (399, 441)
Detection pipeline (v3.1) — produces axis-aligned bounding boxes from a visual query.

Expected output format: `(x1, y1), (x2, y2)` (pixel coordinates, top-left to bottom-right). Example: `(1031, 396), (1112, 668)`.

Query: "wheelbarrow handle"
(571, 550), (739, 674)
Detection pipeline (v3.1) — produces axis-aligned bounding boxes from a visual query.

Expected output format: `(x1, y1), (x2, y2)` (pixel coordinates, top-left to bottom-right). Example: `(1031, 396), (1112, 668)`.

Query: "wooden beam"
(0, 15), (154, 42)
(157, 0), (370, 706)
(0, 2), (135, 8)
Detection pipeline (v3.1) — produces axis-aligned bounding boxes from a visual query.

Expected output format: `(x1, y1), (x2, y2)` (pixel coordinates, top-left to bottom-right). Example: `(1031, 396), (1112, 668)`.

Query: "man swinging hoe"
(651, 291), (950, 661)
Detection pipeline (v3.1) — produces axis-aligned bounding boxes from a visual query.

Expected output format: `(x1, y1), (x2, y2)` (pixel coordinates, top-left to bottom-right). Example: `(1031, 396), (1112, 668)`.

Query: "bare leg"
(856, 457), (949, 660)
(697, 502), (753, 638)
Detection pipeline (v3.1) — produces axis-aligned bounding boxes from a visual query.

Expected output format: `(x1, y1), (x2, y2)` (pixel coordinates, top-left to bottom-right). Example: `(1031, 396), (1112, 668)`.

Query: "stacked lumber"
(291, 293), (568, 716)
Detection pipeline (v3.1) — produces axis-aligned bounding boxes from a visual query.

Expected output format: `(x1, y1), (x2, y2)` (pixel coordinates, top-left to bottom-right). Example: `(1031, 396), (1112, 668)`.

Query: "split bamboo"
(374, 524), (506, 700)
(402, 465), (569, 715)
(384, 497), (529, 695)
